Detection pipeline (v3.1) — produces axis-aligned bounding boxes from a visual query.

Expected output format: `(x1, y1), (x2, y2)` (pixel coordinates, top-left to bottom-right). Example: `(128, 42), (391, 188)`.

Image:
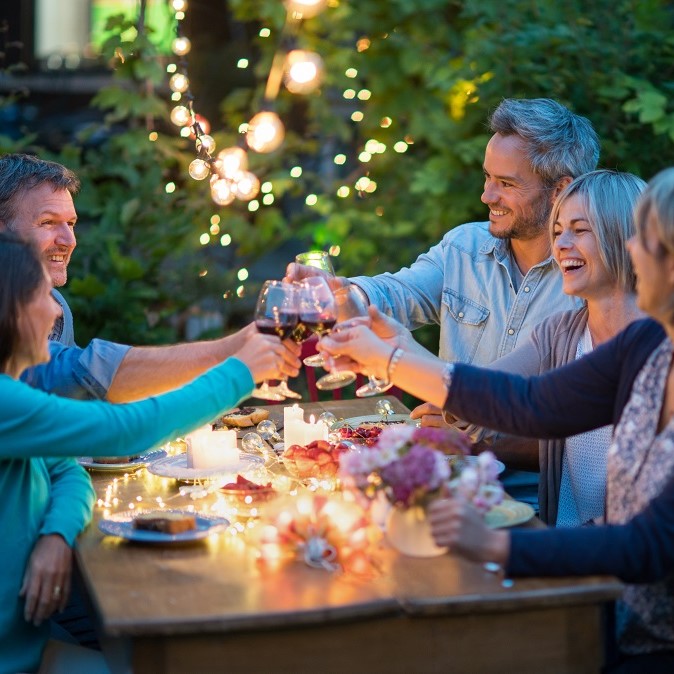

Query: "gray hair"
(635, 167), (674, 257)
(0, 154), (80, 227)
(489, 99), (600, 186)
(550, 170), (646, 293)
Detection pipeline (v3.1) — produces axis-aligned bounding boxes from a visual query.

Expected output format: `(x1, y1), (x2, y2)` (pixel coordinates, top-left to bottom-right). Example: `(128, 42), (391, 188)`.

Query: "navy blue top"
(444, 318), (674, 582)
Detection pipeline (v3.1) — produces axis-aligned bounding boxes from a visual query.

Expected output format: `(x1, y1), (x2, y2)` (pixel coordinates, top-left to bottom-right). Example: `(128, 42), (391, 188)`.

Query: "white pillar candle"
(284, 418), (306, 449)
(284, 404), (304, 430)
(303, 415), (329, 445)
(188, 428), (239, 470)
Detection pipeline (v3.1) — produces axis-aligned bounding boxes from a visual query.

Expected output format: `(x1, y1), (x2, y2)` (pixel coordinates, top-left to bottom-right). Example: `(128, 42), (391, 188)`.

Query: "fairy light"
(357, 89), (371, 100)
(334, 154), (347, 165)
(305, 194), (318, 206)
(248, 201), (260, 212)
(393, 141), (408, 153)
(358, 151), (372, 162)
(290, 166), (302, 177)
(337, 186), (350, 197)
(262, 193), (275, 205)
(237, 58), (249, 68)
(261, 181), (273, 193)
(259, 28), (271, 38)
(343, 89), (356, 100)
(345, 68), (357, 78)
(221, 234), (232, 245)
(351, 111), (364, 122)
(380, 117), (392, 128)
(199, 233), (210, 245)
(284, 50), (324, 94)
(237, 268), (249, 281)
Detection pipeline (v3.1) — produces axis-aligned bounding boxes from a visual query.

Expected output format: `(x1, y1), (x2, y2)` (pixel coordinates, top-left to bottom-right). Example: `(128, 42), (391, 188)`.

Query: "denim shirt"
(23, 290), (130, 400)
(351, 221), (583, 365)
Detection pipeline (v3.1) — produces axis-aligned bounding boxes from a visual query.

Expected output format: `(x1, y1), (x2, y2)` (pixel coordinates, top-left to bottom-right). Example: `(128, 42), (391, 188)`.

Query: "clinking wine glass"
(295, 251), (336, 368)
(318, 285), (393, 396)
(297, 277), (337, 367)
(252, 280), (302, 401)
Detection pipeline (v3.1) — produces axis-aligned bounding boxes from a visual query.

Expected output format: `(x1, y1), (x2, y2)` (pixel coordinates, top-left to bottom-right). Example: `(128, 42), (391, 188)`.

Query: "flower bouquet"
(339, 426), (504, 556)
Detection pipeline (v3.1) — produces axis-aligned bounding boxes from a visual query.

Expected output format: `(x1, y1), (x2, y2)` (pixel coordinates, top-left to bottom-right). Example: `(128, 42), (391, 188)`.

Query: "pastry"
(133, 512), (197, 534)
(217, 407), (270, 428)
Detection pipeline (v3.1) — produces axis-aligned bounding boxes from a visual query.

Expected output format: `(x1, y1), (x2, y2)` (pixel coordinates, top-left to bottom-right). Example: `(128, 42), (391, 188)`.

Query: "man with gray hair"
(288, 98), (600, 504)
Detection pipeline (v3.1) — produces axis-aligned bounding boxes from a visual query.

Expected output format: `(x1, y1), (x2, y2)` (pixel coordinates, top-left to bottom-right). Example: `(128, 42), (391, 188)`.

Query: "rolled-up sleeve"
(22, 339), (131, 400)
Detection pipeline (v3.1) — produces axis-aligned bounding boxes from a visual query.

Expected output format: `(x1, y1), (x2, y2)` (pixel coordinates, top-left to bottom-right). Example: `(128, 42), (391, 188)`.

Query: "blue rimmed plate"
(98, 510), (229, 543)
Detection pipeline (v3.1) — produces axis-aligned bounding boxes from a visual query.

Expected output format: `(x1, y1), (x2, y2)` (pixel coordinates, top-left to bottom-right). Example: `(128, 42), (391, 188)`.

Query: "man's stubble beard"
(490, 192), (553, 242)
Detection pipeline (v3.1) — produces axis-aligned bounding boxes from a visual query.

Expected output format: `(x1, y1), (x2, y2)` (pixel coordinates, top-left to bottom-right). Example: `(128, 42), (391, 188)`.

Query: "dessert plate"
(147, 452), (264, 481)
(78, 448), (167, 472)
(485, 500), (535, 529)
(98, 510), (229, 543)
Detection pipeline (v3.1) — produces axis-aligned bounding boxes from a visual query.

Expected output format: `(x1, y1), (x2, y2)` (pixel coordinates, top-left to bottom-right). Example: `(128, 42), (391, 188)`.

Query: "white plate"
(446, 454), (506, 475)
(78, 449), (167, 472)
(147, 452), (264, 481)
(338, 414), (418, 428)
(98, 510), (229, 543)
(485, 500), (535, 529)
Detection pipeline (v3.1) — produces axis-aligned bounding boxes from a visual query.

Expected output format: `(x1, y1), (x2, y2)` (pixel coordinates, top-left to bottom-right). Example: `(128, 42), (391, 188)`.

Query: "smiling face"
(14, 272), (61, 372)
(552, 193), (616, 300)
(481, 133), (554, 241)
(627, 207), (674, 321)
(4, 183), (77, 287)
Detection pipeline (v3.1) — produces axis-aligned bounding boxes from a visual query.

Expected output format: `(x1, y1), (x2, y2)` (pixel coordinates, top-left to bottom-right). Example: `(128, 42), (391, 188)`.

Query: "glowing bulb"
(290, 166), (302, 178)
(284, 50), (324, 95)
(189, 158), (210, 181)
(284, 0), (328, 19)
(232, 171), (260, 201)
(211, 179), (235, 206)
(246, 111), (285, 153)
(196, 134), (216, 154)
(393, 141), (408, 153)
(172, 37), (191, 56)
(171, 0), (187, 10)
(169, 73), (189, 93)
(216, 147), (247, 178)
(345, 68), (358, 78)
(170, 105), (191, 126)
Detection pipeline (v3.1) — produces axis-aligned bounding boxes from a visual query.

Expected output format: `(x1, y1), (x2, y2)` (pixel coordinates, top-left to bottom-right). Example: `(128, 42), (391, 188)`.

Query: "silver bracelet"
(386, 347), (404, 383)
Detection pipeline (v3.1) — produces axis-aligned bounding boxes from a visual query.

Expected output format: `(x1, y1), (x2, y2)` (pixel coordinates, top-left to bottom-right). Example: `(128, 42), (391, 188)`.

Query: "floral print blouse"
(607, 337), (674, 655)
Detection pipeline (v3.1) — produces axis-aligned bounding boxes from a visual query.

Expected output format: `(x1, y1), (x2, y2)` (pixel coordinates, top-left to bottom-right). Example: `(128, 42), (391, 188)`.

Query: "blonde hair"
(549, 169), (646, 292)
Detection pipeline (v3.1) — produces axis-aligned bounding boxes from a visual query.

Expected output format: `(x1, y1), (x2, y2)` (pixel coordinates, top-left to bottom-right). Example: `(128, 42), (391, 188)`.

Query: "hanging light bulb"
(196, 134), (216, 154)
(232, 171), (261, 201)
(169, 73), (189, 93)
(285, 0), (328, 19)
(216, 147), (248, 179)
(246, 111), (285, 153)
(189, 158), (211, 181)
(211, 179), (235, 206)
(284, 50), (324, 94)
(171, 0), (187, 10)
(170, 105), (191, 126)
(172, 37), (191, 56)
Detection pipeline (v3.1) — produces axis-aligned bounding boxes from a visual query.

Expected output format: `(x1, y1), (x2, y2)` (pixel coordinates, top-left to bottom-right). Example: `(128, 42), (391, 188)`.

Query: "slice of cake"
(217, 407), (270, 428)
(133, 512), (197, 534)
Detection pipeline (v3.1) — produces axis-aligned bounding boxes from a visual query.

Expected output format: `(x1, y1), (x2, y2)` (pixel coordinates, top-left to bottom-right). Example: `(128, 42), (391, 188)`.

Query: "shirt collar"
(479, 235), (557, 269)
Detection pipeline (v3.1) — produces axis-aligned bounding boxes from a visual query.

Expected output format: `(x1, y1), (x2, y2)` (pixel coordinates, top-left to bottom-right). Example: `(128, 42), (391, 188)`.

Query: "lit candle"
(303, 414), (329, 445)
(187, 428), (239, 469)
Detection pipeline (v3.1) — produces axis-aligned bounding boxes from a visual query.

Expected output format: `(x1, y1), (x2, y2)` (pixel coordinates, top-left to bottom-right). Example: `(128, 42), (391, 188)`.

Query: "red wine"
(301, 314), (336, 337)
(256, 316), (297, 340)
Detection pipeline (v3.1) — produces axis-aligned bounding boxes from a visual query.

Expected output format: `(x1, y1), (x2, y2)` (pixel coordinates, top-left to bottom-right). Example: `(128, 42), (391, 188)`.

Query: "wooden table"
(76, 397), (621, 674)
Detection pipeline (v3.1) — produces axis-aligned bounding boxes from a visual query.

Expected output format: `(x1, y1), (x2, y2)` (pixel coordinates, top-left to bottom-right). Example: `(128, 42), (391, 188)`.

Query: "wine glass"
(295, 252), (336, 367)
(252, 281), (301, 401)
(317, 285), (393, 396)
(295, 250), (335, 276)
(297, 277), (337, 366)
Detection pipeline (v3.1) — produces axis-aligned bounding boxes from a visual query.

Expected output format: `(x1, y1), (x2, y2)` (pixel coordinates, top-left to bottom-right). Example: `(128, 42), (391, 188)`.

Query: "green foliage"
(6, 2), (674, 353)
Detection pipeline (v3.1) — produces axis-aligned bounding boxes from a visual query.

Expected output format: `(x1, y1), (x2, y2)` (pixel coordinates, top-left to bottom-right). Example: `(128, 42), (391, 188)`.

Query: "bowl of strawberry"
(282, 440), (350, 480)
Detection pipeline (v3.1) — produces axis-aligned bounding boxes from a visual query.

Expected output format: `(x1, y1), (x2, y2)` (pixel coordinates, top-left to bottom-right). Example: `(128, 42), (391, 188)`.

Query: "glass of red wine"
(318, 285), (393, 396)
(298, 277), (337, 368)
(252, 280), (301, 401)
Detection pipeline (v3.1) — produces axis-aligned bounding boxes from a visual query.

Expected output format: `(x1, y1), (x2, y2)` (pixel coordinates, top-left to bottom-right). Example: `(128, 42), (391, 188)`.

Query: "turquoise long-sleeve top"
(0, 357), (253, 674)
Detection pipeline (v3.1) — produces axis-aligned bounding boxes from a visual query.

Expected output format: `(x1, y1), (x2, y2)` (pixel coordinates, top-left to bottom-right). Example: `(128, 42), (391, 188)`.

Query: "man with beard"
(287, 98), (600, 505)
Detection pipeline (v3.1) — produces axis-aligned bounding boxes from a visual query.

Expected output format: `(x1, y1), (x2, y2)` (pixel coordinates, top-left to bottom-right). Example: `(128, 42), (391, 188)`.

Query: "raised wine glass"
(252, 281), (300, 401)
(296, 251), (336, 368)
(297, 277), (337, 367)
(318, 285), (394, 396)
(295, 250), (336, 276)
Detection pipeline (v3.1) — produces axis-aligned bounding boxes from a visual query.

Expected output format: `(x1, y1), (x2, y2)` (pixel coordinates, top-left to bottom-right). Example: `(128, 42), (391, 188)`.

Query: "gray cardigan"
(470, 307), (590, 524)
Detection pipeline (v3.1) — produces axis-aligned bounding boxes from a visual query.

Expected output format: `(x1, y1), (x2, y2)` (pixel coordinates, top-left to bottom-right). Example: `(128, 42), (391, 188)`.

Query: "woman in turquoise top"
(0, 232), (298, 674)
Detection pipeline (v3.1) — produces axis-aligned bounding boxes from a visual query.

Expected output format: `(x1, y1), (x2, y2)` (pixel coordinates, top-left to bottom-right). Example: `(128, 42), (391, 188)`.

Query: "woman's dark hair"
(0, 232), (45, 372)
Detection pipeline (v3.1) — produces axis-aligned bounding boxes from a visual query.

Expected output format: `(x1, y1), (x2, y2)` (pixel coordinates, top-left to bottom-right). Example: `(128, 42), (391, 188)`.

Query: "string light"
(167, 0), (329, 208)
